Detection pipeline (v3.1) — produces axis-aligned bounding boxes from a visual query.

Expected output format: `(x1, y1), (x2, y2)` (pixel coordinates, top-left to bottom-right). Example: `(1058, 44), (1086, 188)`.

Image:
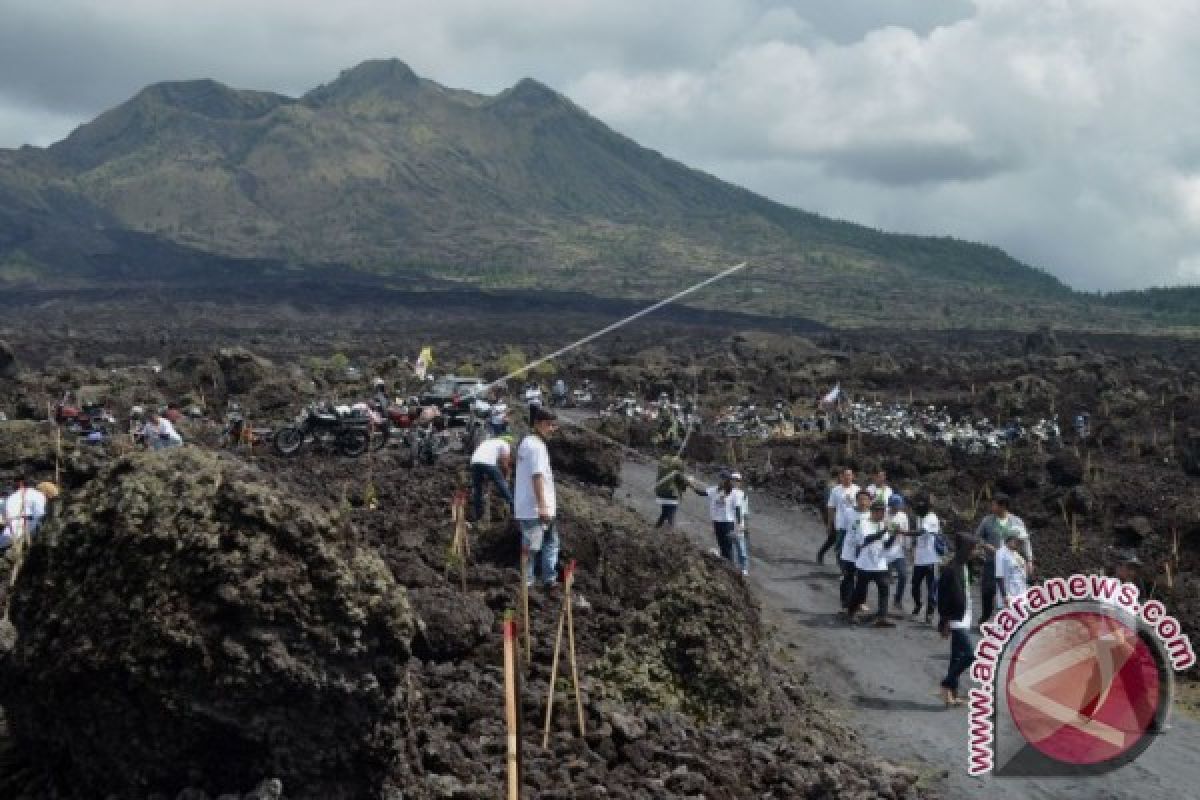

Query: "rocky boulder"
(548, 426), (621, 488)
(0, 449), (415, 800)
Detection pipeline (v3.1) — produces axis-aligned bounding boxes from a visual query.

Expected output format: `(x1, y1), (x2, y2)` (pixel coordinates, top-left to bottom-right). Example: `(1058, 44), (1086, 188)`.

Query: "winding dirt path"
(616, 456), (1199, 799)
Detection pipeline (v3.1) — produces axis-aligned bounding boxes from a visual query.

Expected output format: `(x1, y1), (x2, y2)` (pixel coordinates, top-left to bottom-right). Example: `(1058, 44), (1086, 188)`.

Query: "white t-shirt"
(885, 510), (910, 561)
(867, 484), (892, 507)
(996, 547), (1028, 601)
(913, 512), (942, 566)
(854, 517), (891, 572)
(2, 487), (47, 541)
(827, 483), (861, 531)
(700, 486), (737, 523)
(731, 488), (748, 524)
(146, 417), (183, 444)
(470, 438), (511, 467)
(513, 435), (555, 519)
(523, 387), (542, 406)
(840, 511), (869, 562)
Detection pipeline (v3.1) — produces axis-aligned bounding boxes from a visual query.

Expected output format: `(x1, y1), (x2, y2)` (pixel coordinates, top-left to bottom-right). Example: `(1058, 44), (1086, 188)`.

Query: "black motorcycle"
(273, 404), (370, 458)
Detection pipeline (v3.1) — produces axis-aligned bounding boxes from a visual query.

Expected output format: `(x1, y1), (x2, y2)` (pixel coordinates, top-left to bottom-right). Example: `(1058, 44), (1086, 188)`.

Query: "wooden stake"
(564, 562), (585, 737)
(448, 491), (469, 592)
(542, 589), (568, 748)
(503, 614), (521, 800)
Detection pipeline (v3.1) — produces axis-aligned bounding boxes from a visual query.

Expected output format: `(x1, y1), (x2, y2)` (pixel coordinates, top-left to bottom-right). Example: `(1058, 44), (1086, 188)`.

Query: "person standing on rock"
(469, 433), (514, 523)
(514, 407), (560, 588)
(653, 454), (689, 529)
(938, 534), (979, 707)
(910, 496), (941, 623)
(974, 493), (1032, 624)
(819, 468), (859, 565)
(847, 497), (897, 627)
(884, 494), (910, 613)
(0, 474), (48, 550)
(691, 470), (740, 563)
(839, 489), (872, 611)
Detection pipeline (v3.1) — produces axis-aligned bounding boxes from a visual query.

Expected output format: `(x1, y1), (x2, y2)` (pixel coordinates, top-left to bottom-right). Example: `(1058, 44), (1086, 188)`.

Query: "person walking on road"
(819, 468), (859, 565)
(469, 433), (514, 522)
(867, 469), (892, 507)
(514, 408), (560, 588)
(730, 472), (750, 576)
(691, 471), (740, 564)
(839, 489), (872, 611)
(885, 494), (910, 613)
(847, 497), (897, 627)
(975, 493), (1033, 623)
(938, 534), (979, 707)
(995, 532), (1029, 610)
(653, 454), (689, 529)
(910, 496), (942, 623)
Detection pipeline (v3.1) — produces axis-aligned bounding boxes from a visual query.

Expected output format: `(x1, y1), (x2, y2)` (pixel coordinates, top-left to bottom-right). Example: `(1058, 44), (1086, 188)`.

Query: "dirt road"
(616, 456), (1199, 799)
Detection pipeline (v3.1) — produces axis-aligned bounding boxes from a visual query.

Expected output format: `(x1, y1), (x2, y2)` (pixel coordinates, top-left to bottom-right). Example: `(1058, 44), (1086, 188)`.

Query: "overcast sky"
(2, 0), (1197, 291)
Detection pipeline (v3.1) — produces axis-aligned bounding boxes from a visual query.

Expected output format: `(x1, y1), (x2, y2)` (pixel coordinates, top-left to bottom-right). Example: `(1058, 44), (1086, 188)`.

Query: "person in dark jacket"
(937, 533), (979, 707)
(653, 454), (690, 528)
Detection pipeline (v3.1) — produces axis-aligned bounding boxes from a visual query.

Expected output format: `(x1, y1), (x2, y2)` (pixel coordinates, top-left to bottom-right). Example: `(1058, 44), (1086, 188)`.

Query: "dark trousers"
(656, 503), (678, 529)
(942, 629), (975, 692)
(713, 521), (735, 561)
(817, 528), (842, 563)
(912, 565), (937, 611)
(981, 560), (997, 622)
(471, 463), (513, 521)
(889, 557), (908, 605)
(839, 559), (857, 609)
(850, 569), (890, 619)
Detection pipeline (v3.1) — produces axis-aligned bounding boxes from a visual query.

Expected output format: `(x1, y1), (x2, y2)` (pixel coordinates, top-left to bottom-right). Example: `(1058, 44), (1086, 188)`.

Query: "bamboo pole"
(564, 562), (586, 737)
(503, 613), (521, 800)
(542, 591), (568, 748)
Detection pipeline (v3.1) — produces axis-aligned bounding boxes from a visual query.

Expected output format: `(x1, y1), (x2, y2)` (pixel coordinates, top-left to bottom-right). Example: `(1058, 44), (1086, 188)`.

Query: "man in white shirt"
(0, 476), (48, 550)
(730, 472), (750, 576)
(910, 497), (942, 623)
(847, 498), (898, 627)
(523, 383), (543, 424)
(691, 470), (741, 564)
(867, 469), (892, 507)
(995, 533), (1029, 609)
(469, 434), (514, 522)
(819, 468), (859, 565)
(144, 410), (183, 449)
(513, 408), (559, 588)
(839, 489), (872, 612)
(884, 494), (911, 613)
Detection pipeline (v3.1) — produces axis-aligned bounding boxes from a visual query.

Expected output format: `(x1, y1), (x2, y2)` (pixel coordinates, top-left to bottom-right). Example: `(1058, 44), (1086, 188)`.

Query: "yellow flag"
(414, 346), (434, 379)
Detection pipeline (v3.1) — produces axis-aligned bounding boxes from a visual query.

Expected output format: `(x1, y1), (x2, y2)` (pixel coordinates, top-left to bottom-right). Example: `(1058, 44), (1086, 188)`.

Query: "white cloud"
(0, 0), (1197, 289)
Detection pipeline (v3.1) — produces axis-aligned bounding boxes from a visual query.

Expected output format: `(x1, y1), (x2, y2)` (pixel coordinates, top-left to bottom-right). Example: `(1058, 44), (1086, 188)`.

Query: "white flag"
(821, 384), (841, 405)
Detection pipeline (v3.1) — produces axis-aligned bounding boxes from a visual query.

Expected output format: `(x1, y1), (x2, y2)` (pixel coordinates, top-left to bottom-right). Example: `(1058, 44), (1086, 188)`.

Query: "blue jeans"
(942, 628), (975, 692)
(518, 519), (559, 587)
(470, 463), (512, 521)
(732, 529), (749, 572)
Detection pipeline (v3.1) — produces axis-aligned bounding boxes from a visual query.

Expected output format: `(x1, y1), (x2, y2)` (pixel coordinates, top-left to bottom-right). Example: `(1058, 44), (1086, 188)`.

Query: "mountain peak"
(488, 77), (574, 116)
(303, 59), (425, 107)
(130, 79), (286, 120)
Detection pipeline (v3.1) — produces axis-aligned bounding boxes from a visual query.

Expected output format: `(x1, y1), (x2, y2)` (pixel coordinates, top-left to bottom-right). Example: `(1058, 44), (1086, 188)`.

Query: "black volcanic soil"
(0, 289), (1196, 796)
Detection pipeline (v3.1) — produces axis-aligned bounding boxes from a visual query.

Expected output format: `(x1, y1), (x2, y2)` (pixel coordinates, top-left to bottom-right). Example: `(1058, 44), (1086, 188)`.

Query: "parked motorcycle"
(273, 404), (370, 458)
